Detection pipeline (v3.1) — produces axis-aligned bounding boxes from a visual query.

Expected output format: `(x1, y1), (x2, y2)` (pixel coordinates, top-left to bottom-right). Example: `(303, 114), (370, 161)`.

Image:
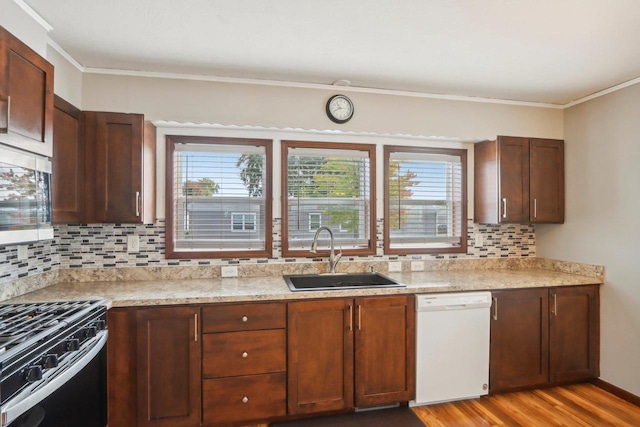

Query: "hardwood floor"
(411, 383), (640, 426)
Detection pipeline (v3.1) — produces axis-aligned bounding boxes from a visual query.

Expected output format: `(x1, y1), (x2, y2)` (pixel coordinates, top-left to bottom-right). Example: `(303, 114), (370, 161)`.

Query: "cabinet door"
(0, 26), (54, 157)
(288, 299), (354, 414)
(550, 285), (599, 383)
(91, 112), (144, 223)
(498, 136), (530, 223)
(490, 288), (549, 393)
(354, 295), (415, 406)
(137, 306), (201, 427)
(52, 96), (83, 223)
(530, 139), (564, 223)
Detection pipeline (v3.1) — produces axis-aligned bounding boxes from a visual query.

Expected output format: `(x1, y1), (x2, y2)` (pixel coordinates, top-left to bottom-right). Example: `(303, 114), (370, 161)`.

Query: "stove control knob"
(25, 366), (43, 383)
(83, 326), (97, 338)
(93, 320), (107, 331)
(66, 339), (80, 351)
(41, 354), (59, 369)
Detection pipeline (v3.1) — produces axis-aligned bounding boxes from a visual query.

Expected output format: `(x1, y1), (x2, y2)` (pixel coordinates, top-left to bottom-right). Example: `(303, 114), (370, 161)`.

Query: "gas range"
(0, 300), (107, 426)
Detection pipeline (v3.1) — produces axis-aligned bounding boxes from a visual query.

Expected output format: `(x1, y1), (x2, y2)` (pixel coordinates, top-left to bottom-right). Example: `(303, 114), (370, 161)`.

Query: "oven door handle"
(1, 331), (108, 427)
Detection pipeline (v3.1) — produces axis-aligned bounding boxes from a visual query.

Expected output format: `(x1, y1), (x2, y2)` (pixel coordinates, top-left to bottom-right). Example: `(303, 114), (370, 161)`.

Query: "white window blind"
(386, 148), (466, 252)
(285, 144), (373, 252)
(169, 141), (268, 254)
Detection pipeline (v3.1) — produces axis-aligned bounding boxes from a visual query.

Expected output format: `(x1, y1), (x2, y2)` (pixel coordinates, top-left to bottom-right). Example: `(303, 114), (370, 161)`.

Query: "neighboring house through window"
(383, 145), (467, 254)
(281, 140), (376, 257)
(165, 136), (272, 259)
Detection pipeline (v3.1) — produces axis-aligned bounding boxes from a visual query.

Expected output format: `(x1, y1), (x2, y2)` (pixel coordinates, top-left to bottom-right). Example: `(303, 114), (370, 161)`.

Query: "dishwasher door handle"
(444, 304), (468, 310)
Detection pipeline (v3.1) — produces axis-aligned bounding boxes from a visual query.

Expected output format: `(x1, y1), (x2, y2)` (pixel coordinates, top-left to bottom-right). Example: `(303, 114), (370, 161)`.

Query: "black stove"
(0, 300), (107, 426)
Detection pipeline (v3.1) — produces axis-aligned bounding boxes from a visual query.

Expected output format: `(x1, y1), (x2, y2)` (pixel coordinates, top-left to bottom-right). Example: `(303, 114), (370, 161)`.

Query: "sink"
(283, 272), (404, 292)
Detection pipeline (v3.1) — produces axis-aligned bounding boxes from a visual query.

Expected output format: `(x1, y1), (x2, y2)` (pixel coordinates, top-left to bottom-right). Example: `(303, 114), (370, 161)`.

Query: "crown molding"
(83, 66), (565, 109)
(563, 77), (640, 109)
(47, 38), (85, 72)
(12, 0), (53, 32)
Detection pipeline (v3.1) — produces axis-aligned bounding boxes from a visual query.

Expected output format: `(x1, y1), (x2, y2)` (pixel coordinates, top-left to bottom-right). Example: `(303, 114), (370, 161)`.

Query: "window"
(308, 213), (322, 231)
(231, 213), (257, 232)
(165, 136), (272, 258)
(384, 146), (467, 254)
(281, 140), (376, 256)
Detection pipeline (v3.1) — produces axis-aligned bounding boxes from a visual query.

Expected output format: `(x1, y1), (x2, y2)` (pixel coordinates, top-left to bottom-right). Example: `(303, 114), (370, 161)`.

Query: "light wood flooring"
(412, 383), (640, 426)
(252, 383), (640, 426)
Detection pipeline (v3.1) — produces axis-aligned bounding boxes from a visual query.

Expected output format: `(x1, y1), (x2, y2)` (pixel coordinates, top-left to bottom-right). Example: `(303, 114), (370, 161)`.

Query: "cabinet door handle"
(348, 305), (353, 331)
(502, 198), (507, 218)
(357, 305), (362, 330)
(194, 313), (198, 341)
(552, 293), (557, 316)
(492, 297), (498, 320)
(534, 198), (538, 219)
(135, 191), (140, 217)
(3, 95), (10, 132)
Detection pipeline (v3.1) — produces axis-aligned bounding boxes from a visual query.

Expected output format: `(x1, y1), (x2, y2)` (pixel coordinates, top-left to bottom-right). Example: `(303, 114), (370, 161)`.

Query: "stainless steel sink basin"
(283, 272), (404, 292)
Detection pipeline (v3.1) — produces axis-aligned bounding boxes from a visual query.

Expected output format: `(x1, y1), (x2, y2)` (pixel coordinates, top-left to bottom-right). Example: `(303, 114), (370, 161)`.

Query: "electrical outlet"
(17, 245), (28, 261)
(411, 261), (424, 271)
(127, 235), (140, 253)
(221, 266), (238, 277)
(475, 233), (484, 247)
(388, 262), (402, 272)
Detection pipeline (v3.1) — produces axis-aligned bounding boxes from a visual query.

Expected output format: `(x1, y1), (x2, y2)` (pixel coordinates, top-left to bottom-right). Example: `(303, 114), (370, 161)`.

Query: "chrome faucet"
(310, 226), (342, 274)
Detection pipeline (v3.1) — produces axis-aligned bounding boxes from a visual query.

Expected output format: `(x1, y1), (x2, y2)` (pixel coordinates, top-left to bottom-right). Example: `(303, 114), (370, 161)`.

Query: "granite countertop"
(6, 268), (604, 308)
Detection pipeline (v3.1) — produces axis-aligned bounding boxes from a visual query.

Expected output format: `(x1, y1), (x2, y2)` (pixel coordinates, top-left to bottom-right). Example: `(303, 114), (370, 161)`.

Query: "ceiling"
(24, 0), (640, 105)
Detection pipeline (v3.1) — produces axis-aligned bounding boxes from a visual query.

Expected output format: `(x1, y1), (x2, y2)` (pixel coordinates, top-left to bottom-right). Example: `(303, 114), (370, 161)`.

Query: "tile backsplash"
(0, 219), (534, 286)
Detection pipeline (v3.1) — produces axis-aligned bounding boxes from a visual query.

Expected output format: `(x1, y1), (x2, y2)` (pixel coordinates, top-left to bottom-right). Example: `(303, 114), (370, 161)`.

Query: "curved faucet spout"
(310, 226), (342, 274)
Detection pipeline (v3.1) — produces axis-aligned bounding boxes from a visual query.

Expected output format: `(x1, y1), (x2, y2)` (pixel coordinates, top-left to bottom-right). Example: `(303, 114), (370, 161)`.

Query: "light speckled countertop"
(6, 268), (603, 308)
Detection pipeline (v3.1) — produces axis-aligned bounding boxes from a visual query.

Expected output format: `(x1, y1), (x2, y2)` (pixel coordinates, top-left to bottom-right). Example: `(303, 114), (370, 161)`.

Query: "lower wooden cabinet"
(287, 295), (415, 414)
(203, 373), (286, 424)
(136, 306), (201, 427)
(201, 302), (287, 426)
(490, 285), (599, 394)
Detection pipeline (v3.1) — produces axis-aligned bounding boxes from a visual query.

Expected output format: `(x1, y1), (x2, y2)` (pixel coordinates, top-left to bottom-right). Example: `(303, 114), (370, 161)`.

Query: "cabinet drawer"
(202, 302), (285, 332)
(203, 329), (286, 378)
(203, 373), (286, 424)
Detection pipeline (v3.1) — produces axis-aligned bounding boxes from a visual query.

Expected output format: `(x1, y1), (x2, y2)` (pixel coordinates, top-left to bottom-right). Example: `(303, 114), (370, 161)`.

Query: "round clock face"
(326, 95), (354, 124)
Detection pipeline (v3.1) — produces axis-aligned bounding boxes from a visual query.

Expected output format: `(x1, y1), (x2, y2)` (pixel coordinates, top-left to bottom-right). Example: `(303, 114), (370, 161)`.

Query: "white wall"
(82, 73), (563, 141)
(47, 46), (83, 108)
(537, 83), (640, 395)
(0, 0), (48, 56)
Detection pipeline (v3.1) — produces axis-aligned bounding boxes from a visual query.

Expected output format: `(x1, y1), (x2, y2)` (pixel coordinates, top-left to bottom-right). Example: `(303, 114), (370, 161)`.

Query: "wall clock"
(326, 94), (354, 124)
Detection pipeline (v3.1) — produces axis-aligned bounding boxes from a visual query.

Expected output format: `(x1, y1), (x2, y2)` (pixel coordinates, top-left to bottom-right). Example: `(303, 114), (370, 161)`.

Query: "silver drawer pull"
(242, 396), (249, 403)
(242, 351), (248, 358)
(241, 315), (248, 322)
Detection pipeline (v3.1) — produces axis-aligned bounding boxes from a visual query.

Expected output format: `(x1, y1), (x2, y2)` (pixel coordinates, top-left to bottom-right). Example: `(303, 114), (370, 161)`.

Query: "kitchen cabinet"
(549, 285), (600, 383)
(0, 26), (54, 157)
(52, 96), (83, 223)
(288, 295), (414, 414)
(83, 111), (156, 224)
(201, 302), (287, 425)
(474, 136), (564, 224)
(136, 306), (201, 427)
(490, 285), (599, 393)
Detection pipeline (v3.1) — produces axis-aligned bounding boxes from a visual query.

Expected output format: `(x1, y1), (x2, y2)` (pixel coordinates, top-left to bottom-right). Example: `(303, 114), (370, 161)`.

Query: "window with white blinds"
(165, 136), (272, 258)
(282, 141), (376, 256)
(384, 146), (467, 254)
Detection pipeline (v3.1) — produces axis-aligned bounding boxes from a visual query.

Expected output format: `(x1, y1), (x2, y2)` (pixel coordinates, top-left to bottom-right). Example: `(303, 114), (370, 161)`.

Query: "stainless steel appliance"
(0, 300), (108, 426)
(0, 145), (53, 246)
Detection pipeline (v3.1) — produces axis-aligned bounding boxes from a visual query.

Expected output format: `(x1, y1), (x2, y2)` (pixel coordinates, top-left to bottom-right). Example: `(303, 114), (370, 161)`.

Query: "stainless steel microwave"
(0, 145), (53, 246)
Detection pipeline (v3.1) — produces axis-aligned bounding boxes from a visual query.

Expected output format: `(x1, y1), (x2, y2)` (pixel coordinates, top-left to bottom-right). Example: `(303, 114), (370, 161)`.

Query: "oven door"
(3, 332), (108, 427)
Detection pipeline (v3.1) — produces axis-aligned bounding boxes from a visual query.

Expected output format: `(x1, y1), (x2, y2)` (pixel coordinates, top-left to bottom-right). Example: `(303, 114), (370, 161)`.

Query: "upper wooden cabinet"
(0, 26), (54, 157)
(474, 136), (564, 224)
(83, 111), (156, 224)
(52, 96), (83, 223)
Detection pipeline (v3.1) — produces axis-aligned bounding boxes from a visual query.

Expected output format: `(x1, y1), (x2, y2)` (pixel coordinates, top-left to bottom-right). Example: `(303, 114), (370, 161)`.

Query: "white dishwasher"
(410, 292), (492, 406)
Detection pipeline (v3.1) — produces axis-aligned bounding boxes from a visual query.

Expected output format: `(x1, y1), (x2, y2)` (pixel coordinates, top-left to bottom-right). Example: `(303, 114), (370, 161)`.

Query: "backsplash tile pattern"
(0, 219), (535, 286)
(0, 239), (60, 283)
